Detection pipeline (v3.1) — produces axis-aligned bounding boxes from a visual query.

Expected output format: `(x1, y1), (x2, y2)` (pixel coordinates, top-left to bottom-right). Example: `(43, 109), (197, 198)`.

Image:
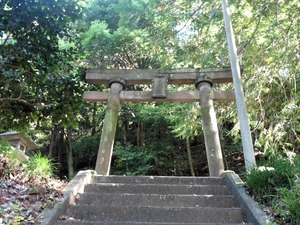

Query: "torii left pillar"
(95, 79), (125, 175)
(196, 76), (225, 176)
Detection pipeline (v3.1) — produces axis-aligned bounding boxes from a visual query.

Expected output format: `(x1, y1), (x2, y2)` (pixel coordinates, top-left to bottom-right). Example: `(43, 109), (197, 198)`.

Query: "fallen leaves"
(0, 154), (67, 225)
(0, 176), (66, 224)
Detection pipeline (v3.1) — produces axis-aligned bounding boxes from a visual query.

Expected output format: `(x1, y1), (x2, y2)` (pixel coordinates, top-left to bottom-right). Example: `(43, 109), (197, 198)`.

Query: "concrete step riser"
(94, 176), (226, 185)
(85, 183), (232, 195)
(65, 205), (245, 223)
(78, 193), (239, 208)
(56, 221), (253, 225)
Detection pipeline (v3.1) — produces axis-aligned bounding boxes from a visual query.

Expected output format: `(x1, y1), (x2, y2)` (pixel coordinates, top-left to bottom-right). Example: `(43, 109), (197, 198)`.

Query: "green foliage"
(0, 140), (13, 155)
(0, 0), (80, 71)
(24, 152), (55, 181)
(0, 0), (83, 131)
(0, 141), (17, 178)
(246, 154), (300, 223)
(83, 0), (120, 31)
(111, 142), (155, 175)
(0, 2), (299, 223)
(275, 180), (300, 224)
(246, 156), (297, 203)
(168, 102), (202, 139)
(0, 140), (23, 175)
(73, 134), (99, 170)
(0, 142), (55, 182)
(111, 140), (189, 176)
(80, 19), (160, 69)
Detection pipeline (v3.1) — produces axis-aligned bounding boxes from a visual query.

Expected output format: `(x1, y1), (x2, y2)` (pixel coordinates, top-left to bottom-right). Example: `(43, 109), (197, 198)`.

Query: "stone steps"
(77, 192), (238, 208)
(84, 183), (232, 195)
(53, 175), (255, 225)
(60, 205), (245, 223)
(93, 176), (226, 185)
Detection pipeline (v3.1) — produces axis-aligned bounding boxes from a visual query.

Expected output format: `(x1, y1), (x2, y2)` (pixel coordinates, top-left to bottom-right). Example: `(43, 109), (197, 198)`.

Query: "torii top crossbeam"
(84, 68), (235, 103)
(85, 67), (233, 85)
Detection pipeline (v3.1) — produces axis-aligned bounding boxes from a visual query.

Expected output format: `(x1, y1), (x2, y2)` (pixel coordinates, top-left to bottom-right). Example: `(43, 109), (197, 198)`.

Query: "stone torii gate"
(84, 68), (235, 177)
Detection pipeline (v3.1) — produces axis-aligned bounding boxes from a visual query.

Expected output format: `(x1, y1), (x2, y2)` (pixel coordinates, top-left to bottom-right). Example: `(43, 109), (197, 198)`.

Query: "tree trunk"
(136, 120), (145, 147)
(48, 125), (65, 177)
(186, 137), (196, 176)
(91, 102), (97, 136)
(57, 129), (64, 177)
(122, 120), (127, 145)
(66, 126), (74, 179)
(136, 120), (140, 147)
(48, 125), (60, 157)
(140, 121), (145, 147)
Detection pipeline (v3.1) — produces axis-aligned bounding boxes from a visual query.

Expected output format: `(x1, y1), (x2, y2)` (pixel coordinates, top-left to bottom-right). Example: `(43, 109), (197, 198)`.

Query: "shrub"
(0, 140), (14, 155)
(275, 179), (300, 224)
(246, 154), (300, 224)
(24, 152), (55, 181)
(0, 141), (20, 178)
(112, 142), (155, 175)
(73, 134), (99, 169)
(246, 156), (296, 204)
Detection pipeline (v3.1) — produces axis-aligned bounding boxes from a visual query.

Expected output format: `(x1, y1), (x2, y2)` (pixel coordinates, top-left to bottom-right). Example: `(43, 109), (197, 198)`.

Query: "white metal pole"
(221, 0), (256, 171)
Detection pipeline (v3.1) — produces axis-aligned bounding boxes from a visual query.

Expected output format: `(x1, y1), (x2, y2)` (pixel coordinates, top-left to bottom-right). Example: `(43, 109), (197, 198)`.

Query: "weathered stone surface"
(47, 174), (267, 225)
(93, 175), (226, 185)
(78, 192), (238, 208)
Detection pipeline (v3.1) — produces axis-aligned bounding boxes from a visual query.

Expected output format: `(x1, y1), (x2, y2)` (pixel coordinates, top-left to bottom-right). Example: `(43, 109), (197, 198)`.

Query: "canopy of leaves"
(0, 0), (83, 130)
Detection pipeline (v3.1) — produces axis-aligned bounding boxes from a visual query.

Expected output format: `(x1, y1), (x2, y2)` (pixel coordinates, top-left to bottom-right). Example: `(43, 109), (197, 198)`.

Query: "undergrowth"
(0, 140), (64, 224)
(245, 154), (300, 224)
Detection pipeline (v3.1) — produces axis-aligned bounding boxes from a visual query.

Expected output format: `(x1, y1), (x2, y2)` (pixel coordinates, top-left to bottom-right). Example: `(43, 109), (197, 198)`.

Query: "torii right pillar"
(196, 76), (224, 177)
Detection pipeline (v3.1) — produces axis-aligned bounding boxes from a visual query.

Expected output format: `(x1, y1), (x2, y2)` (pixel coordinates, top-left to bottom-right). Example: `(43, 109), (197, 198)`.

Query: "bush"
(246, 156), (296, 204)
(0, 140), (14, 155)
(246, 154), (300, 224)
(1, 141), (55, 181)
(0, 141), (20, 178)
(24, 152), (55, 181)
(111, 142), (155, 176)
(275, 180), (300, 224)
(73, 134), (99, 170)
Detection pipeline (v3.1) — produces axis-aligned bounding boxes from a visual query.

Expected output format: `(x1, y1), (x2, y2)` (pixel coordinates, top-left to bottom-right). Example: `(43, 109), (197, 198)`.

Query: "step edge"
(87, 183), (230, 187)
(67, 204), (244, 210)
(37, 170), (95, 225)
(80, 192), (237, 197)
(222, 171), (270, 225)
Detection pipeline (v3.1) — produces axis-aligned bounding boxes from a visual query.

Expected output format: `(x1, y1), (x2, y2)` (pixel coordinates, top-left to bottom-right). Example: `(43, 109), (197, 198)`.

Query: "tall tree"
(0, 0), (82, 131)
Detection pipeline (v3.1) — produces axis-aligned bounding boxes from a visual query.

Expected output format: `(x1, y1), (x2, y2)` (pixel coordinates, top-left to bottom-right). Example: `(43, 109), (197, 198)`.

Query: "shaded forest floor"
(0, 164), (66, 224)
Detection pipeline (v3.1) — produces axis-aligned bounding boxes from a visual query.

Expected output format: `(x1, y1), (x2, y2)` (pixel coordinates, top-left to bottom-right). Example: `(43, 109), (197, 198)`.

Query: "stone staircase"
(44, 173), (268, 225)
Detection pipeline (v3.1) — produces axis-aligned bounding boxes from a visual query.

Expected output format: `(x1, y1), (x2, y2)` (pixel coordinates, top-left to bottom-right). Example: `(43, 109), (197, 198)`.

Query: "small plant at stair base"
(24, 152), (55, 181)
(245, 156), (296, 204)
(274, 179), (300, 224)
(245, 154), (300, 224)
